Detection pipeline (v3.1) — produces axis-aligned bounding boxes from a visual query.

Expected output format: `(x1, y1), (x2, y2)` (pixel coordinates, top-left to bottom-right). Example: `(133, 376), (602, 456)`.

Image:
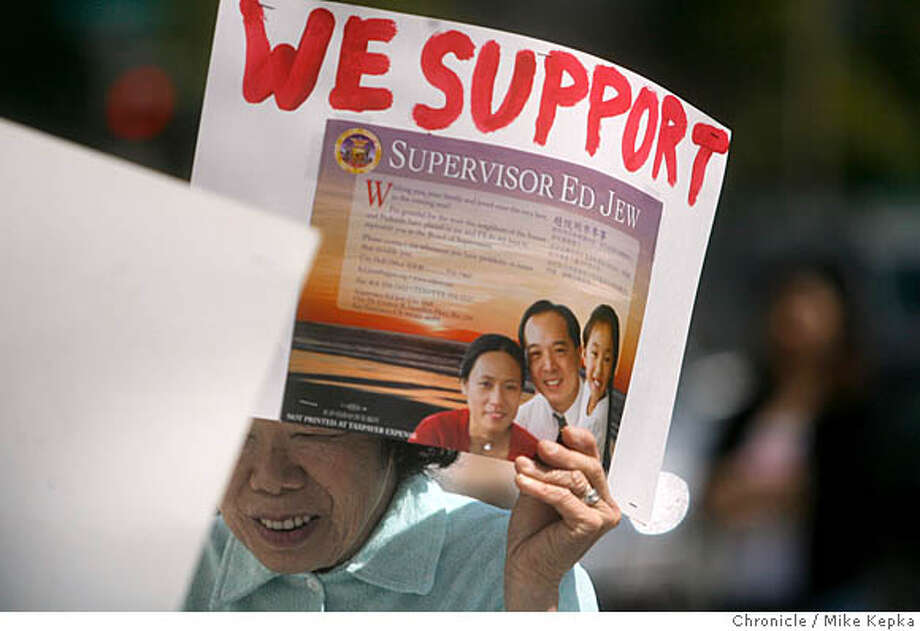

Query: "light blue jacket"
(184, 475), (598, 611)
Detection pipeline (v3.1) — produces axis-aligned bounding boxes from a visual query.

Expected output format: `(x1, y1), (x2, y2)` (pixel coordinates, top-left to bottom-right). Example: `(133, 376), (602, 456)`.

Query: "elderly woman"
(409, 334), (539, 461)
(184, 416), (619, 610)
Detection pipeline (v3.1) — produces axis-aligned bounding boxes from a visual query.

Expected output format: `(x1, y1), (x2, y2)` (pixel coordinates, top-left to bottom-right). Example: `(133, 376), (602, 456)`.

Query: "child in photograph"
(409, 334), (539, 460)
(581, 304), (621, 471)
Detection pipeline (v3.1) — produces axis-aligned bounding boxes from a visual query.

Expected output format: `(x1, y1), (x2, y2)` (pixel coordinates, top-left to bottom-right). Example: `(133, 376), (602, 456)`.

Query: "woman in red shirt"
(409, 334), (539, 460)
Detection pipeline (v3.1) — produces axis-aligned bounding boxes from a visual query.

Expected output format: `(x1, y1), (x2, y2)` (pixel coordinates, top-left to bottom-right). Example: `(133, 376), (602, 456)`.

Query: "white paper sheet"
(0, 120), (319, 610)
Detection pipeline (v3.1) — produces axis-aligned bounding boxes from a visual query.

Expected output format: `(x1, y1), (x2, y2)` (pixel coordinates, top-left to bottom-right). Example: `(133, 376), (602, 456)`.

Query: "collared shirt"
(516, 388), (583, 443)
(516, 380), (608, 454)
(183, 475), (598, 611)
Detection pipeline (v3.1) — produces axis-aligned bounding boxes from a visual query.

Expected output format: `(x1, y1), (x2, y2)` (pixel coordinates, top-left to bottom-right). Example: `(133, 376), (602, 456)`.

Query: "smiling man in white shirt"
(514, 300), (607, 454)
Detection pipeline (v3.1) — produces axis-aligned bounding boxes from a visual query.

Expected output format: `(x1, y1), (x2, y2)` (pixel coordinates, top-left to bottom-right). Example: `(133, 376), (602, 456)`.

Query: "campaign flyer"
(284, 119), (661, 472)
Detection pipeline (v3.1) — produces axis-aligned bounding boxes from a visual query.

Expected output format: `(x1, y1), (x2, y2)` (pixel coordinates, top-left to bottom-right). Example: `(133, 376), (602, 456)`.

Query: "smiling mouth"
(258, 514), (314, 531)
(542, 378), (562, 389)
(252, 514), (320, 546)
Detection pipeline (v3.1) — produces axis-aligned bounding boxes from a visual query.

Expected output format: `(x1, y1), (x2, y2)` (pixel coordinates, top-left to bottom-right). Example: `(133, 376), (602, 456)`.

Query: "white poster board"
(193, 0), (730, 523)
(0, 120), (318, 609)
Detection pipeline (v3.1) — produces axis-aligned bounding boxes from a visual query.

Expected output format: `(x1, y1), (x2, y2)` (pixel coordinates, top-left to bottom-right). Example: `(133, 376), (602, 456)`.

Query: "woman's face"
(461, 350), (523, 434)
(583, 322), (616, 400)
(768, 274), (845, 360)
(220, 419), (395, 574)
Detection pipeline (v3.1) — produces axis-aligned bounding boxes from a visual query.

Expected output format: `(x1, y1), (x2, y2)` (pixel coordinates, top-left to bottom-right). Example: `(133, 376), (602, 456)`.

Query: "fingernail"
(542, 441), (558, 453)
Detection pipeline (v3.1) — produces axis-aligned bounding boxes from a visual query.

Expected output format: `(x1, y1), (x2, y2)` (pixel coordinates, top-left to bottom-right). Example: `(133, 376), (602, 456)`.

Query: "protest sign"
(193, 0), (730, 522)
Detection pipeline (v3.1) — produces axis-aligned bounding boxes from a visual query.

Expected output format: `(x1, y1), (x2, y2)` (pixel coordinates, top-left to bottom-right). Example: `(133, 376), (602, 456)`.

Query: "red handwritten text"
(237, 1), (729, 206)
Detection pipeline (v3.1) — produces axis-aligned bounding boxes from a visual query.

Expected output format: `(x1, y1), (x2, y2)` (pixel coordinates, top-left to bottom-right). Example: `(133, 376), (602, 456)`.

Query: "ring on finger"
(582, 486), (601, 507)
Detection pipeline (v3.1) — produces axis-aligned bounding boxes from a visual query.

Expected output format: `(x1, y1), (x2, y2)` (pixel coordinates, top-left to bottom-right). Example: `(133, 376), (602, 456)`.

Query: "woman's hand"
(504, 427), (620, 610)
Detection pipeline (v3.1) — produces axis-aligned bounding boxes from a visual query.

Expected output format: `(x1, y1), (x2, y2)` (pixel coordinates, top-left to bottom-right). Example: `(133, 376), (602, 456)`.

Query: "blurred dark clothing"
(853, 368), (920, 609)
(706, 379), (882, 609)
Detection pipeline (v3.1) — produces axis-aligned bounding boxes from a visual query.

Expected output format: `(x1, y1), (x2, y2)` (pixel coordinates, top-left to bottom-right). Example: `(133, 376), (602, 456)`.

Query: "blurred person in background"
(704, 261), (878, 609)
